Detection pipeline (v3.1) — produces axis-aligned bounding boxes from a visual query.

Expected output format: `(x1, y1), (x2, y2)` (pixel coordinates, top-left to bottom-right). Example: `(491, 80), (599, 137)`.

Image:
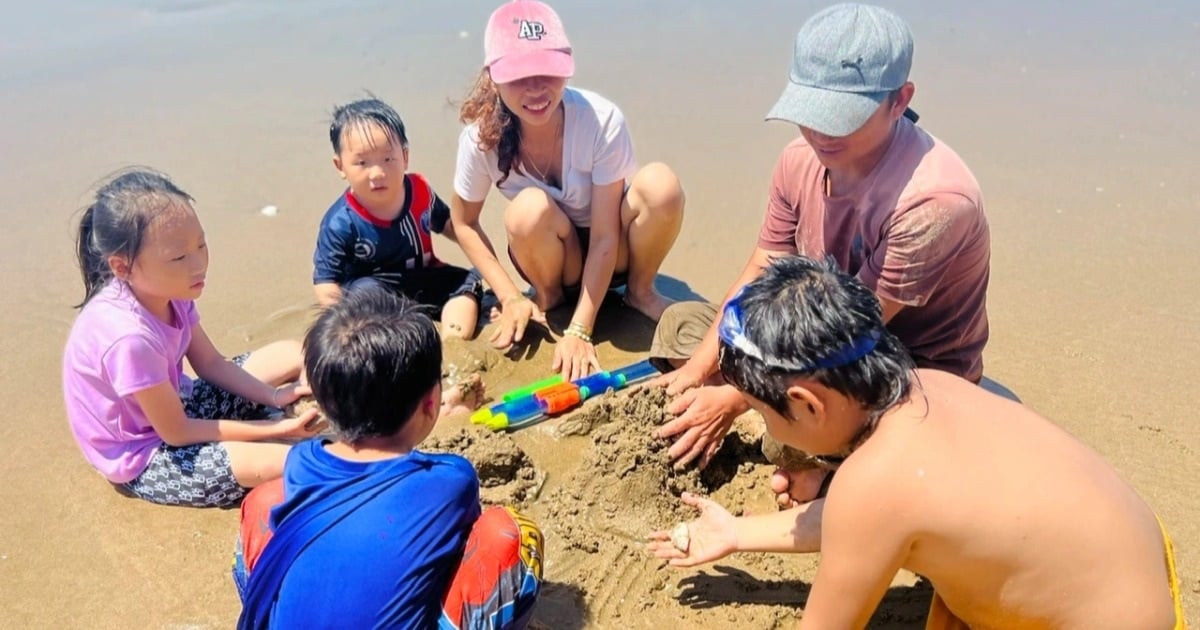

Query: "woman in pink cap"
(451, 0), (686, 382)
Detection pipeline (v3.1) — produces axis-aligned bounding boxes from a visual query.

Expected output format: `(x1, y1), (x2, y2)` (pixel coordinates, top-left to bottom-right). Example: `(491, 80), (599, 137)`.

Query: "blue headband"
(717, 287), (881, 372)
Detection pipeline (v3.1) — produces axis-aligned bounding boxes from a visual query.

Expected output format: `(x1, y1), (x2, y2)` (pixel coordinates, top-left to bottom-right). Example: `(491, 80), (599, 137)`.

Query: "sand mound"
(530, 387), (801, 627)
(548, 387), (763, 536)
(422, 427), (546, 507)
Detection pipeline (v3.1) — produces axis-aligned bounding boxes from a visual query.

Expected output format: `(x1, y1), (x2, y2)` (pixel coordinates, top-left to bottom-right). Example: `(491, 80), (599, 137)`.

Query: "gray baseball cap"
(766, 3), (916, 137)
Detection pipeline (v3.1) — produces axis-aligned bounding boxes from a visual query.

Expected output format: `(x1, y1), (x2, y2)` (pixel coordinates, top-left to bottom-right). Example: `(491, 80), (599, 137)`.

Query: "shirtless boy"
(648, 256), (1183, 629)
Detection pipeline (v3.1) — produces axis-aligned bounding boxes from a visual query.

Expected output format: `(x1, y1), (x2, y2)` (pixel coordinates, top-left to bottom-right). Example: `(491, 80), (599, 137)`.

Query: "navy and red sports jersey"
(313, 173), (450, 285)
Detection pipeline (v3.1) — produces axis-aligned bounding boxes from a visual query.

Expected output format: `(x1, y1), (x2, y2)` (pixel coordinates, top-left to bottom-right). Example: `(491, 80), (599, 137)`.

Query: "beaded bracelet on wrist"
(564, 328), (592, 343)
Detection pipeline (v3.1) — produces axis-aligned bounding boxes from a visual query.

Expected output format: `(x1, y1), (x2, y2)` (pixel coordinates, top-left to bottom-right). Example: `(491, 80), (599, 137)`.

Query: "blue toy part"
(611, 359), (657, 385)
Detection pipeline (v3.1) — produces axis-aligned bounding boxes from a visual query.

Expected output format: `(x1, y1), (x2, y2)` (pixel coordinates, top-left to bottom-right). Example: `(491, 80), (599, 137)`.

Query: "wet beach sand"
(0, 1), (1197, 627)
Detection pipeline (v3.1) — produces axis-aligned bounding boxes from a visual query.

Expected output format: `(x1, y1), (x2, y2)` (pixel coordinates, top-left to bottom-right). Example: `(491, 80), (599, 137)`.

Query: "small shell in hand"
(670, 522), (690, 553)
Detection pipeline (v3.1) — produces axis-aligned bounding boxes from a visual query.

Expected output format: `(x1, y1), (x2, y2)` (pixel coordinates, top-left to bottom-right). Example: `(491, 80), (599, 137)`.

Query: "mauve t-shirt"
(61, 281), (199, 483)
(757, 119), (990, 382)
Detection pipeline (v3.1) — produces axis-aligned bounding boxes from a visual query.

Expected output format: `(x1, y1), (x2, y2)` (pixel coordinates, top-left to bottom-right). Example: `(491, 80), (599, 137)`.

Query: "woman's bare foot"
(769, 467), (831, 509)
(440, 373), (486, 419)
(623, 287), (674, 322)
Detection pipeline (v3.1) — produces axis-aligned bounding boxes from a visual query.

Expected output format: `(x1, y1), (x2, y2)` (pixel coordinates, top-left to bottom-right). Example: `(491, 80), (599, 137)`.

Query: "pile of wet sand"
(423, 428), (546, 507)
(546, 387), (762, 546)
(532, 388), (817, 628)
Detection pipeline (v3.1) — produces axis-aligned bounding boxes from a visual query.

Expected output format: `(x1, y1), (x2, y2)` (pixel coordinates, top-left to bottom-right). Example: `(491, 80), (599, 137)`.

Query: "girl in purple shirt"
(62, 169), (322, 508)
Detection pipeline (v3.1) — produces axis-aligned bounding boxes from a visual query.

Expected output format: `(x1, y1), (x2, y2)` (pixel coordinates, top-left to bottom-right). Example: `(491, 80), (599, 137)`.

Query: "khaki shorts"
(649, 300), (719, 373)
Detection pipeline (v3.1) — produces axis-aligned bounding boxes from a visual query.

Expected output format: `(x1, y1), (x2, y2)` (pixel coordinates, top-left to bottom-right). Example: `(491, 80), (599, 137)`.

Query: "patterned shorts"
(121, 354), (273, 509)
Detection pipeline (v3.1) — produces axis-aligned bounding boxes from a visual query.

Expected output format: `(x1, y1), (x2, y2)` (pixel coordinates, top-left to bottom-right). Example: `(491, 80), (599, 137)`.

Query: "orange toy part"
(541, 388), (582, 413)
(533, 382), (577, 400)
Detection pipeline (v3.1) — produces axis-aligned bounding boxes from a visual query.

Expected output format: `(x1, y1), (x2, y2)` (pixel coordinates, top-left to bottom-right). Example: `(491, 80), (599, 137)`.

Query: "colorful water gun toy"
(470, 359), (659, 431)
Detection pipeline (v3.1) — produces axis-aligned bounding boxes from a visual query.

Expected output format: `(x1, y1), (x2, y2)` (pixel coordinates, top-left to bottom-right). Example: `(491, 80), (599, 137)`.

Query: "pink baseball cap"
(484, 0), (574, 84)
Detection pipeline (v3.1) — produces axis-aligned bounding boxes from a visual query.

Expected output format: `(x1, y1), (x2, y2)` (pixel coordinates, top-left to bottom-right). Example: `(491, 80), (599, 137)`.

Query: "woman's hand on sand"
(553, 334), (601, 382)
(276, 408), (325, 440)
(647, 492), (738, 568)
(271, 381), (312, 408)
(488, 296), (547, 350)
(656, 385), (745, 469)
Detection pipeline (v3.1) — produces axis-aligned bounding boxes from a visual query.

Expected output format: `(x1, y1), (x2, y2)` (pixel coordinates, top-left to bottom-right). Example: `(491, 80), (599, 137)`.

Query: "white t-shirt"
(454, 87), (638, 228)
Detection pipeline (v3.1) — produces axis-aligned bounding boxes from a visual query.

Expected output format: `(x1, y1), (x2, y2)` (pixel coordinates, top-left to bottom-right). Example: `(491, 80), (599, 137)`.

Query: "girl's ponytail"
(74, 204), (112, 308)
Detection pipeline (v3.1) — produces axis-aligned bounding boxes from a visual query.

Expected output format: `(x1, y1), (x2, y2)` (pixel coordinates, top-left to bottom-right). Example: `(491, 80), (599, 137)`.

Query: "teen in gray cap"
(651, 3), (991, 505)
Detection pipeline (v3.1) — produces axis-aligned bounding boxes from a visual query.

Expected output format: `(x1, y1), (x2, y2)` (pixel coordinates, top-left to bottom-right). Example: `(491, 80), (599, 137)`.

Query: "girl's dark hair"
(74, 168), (194, 308)
(303, 286), (442, 443)
(459, 68), (522, 184)
(718, 255), (915, 420)
(329, 97), (409, 154)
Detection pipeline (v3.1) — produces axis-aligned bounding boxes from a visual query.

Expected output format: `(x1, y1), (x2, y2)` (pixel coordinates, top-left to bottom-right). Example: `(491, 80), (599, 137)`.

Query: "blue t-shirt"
(265, 440), (480, 629)
(313, 173), (451, 285)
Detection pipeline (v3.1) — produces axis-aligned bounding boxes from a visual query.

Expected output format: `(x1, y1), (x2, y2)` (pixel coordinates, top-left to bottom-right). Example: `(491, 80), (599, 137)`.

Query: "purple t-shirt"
(61, 281), (200, 483)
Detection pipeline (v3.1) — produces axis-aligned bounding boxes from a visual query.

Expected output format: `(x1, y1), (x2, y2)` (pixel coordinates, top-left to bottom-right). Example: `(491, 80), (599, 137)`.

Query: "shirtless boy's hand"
(646, 492), (738, 567)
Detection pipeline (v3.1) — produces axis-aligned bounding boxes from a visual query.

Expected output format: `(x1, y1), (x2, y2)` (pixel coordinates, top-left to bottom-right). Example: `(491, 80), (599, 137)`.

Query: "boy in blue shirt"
(234, 287), (542, 629)
(313, 98), (483, 339)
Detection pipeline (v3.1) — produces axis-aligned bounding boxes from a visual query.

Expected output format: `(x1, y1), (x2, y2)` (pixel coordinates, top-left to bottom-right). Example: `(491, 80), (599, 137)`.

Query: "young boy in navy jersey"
(313, 98), (482, 339)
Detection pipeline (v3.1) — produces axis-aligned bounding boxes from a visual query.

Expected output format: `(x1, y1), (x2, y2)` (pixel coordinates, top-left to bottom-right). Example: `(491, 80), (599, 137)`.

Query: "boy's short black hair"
(718, 255), (915, 420)
(329, 97), (409, 154)
(303, 286), (441, 442)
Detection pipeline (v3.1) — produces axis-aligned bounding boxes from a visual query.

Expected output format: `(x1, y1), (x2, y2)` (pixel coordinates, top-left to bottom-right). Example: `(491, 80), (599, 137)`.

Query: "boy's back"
(268, 440), (480, 629)
(237, 288), (540, 630)
(829, 369), (1181, 628)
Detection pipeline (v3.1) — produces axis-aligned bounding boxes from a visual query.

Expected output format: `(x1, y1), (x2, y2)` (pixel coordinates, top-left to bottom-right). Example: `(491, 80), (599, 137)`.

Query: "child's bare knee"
(279, 339), (304, 360)
(225, 442), (290, 487)
(441, 296), (480, 340)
